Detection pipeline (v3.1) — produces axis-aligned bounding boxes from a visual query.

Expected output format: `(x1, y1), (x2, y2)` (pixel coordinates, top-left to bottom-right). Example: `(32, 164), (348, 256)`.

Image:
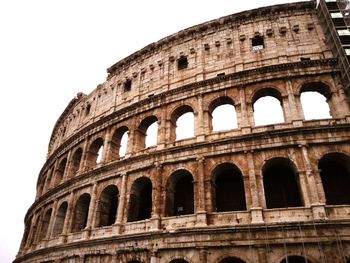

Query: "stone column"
(257, 246), (267, 263)
(196, 94), (205, 142)
(101, 127), (113, 163)
(150, 250), (159, 263)
(84, 183), (98, 238)
(199, 248), (208, 263)
(285, 79), (304, 124)
(239, 86), (253, 133)
(151, 163), (162, 230)
(196, 157), (207, 226)
(63, 150), (73, 180)
(246, 151), (264, 224)
(81, 138), (90, 171)
(60, 191), (74, 243)
(157, 106), (167, 149)
(46, 200), (59, 240)
(300, 145), (327, 220)
(114, 173), (128, 234)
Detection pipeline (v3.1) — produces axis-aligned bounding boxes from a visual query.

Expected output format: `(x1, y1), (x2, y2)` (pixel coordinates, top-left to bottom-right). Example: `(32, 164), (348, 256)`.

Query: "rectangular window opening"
(124, 79), (132, 92)
(252, 36), (264, 51)
(177, 56), (188, 70)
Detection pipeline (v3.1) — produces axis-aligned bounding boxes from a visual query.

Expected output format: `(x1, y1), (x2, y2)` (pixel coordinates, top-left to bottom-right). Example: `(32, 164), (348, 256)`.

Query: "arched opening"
(166, 170), (194, 216)
(137, 116), (158, 149)
(52, 202), (68, 237)
(301, 92), (331, 120)
(95, 185), (119, 227)
(86, 138), (104, 168)
(71, 193), (91, 233)
(44, 167), (54, 192)
(253, 88), (284, 126)
(38, 208), (52, 241)
(127, 177), (152, 222)
(169, 259), (189, 263)
(70, 148), (82, 177)
(53, 158), (67, 186)
(263, 158), (302, 209)
(213, 163), (246, 212)
(300, 82), (332, 120)
(280, 256), (312, 263)
(219, 257), (246, 263)
(209, 97), (238, 132)
(171, 105), (195, 141)
(27, 216), (40, 246)
(319, 153), (350, 205)
(110, 126), (129, 160)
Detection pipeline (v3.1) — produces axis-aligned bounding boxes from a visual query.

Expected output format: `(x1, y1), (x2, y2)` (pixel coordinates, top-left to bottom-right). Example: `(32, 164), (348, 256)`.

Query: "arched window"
(127, 177), (152, 222)
(318, 153), (350, 205)
(209, 97), (238, 132)
(71, 193), (91, 232)
(44, 167), (54, 192)
(95, 185), (119, 227)
(86, 138), (104, 168)
(171, 105), (195, 141)
(253, 88), (284, 126)
(110, 126), (129, 160)
(300, 82), (332, 120)
(280, 256), (312, 263)
(52, 202), (68, 237)
(27, 215), (40, 246)
(213, 163), (246, 212)
(53, 158), (67, 186)
(70, 148), (82, 177)
(219, 257), (246, 263)
(263, 158), (302, 209)
(166, 170), (194, 216)
(38, 208), (52, 241)
(137, 116), (158, 149)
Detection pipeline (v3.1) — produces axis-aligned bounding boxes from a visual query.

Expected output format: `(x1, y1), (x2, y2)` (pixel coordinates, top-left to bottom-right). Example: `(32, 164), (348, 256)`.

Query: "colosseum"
(14, 1), (350, 262)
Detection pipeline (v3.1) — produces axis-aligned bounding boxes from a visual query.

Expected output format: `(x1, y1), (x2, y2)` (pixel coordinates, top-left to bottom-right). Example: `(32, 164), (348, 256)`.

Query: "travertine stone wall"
(15, 1), (350, 263)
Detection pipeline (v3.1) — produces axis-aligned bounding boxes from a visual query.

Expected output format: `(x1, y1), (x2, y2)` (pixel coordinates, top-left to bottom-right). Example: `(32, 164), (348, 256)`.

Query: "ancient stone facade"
(15, 1), (350, 263)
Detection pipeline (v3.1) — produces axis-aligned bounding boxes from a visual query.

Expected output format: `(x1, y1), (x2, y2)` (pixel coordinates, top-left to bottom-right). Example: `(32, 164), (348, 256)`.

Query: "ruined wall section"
(48, 2), (329, 156)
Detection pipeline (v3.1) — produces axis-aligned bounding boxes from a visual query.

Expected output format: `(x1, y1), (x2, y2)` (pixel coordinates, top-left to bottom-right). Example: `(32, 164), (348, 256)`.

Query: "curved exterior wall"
(15, 1), (350, 263)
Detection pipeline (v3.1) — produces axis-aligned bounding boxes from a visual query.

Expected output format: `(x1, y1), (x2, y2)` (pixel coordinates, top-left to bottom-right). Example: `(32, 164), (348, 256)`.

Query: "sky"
(0, 1), (309, 262)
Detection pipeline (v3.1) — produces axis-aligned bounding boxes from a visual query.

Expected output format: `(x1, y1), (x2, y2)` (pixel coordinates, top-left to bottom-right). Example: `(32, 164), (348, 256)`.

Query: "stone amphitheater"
(15, 1), (350, 262)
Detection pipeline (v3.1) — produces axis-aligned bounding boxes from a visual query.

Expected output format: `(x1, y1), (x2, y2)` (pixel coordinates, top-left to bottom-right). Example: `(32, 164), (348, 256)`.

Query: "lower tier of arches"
(14, 221), (350, 263)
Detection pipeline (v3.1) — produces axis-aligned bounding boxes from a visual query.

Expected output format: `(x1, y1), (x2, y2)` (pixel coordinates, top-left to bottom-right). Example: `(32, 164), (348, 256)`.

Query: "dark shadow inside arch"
(169, 259), (189, 263)
(110, 126), (129, 160)
(127, 177), (152, 222)
(71, 193), (91, 233)
(319, 153), (350, 205)
(70, 148), (82, 176)
(219, 257), (246, 263)
(280, 255), (312, 263)
(52, 202), (68, 237)
(86, 138), (104, 168)
(38, 208), (52, 241)
(263, 158), (302, 209)
(166, 169), (194, 216)
(213, 163), (246, 212)
(96, 185), (119, 227)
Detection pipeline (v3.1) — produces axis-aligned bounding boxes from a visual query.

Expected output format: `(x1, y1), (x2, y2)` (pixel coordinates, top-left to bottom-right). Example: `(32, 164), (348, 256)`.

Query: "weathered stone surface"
(15, 1), (350, 263)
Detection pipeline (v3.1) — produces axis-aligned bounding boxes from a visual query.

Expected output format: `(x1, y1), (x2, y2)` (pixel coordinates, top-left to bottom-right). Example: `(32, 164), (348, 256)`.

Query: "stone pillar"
(285, 79), (304, 123)
(257, 246), (267, 263)
(46, 200), (59, 240)
(115, 173), (128, 234)
(246, 151), (264, 224)
(85, 183), (98, 236)
(196, 157), (207, 226)
(196, 94), (205, 142)
(81, 138), (90, 171)
(199, 248), (207, 263)
(101, 127), (113, 163)
(300, 145), (327, 220)
(63, 150), (73, 180)
(150, 251), (159, 263)
(239, 86), (253, 132)
(157, 106), (167, 149)
(151, 163), (162, 230)
(60, 191), (74, 243)
(329, 81), (350, 118)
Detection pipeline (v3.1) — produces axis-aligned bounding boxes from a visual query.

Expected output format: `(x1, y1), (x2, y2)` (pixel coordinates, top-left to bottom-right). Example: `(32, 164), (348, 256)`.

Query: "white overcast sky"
(0, 1), (309, 262)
